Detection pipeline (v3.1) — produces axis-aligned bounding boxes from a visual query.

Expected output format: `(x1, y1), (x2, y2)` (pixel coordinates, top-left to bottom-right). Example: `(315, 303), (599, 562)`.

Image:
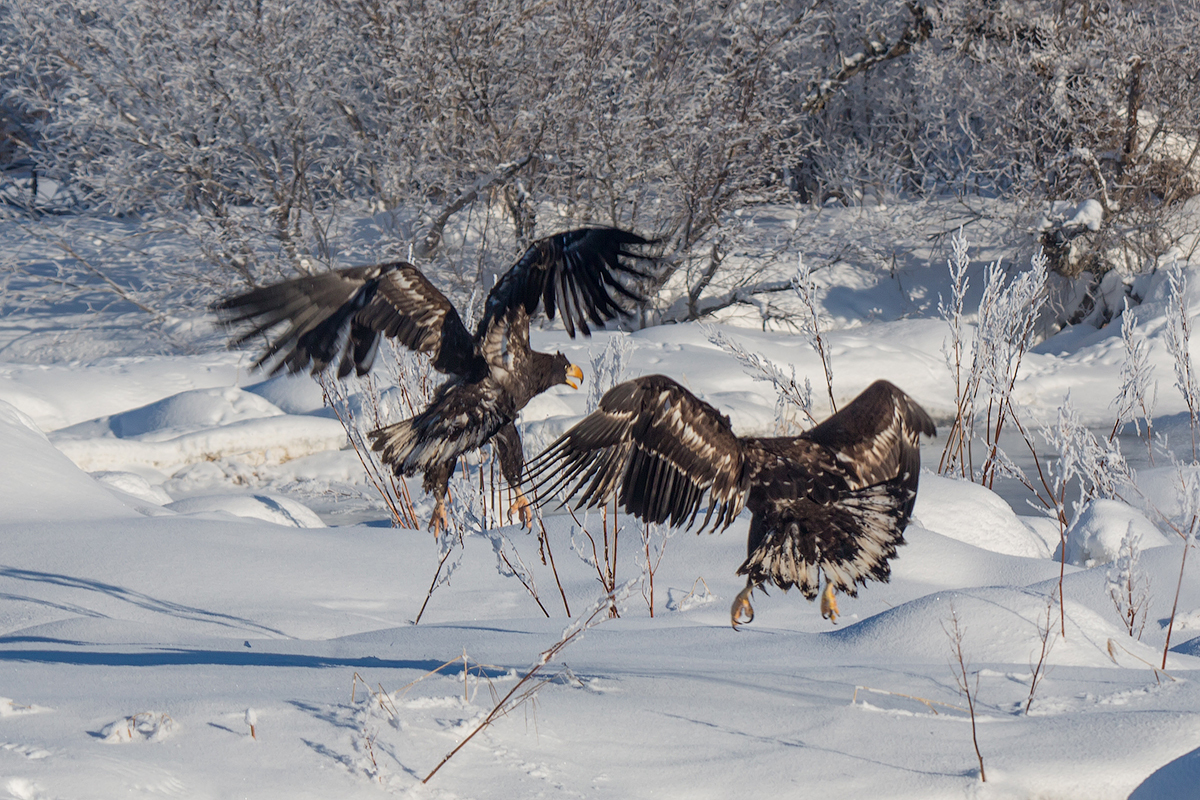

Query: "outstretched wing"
(477, 305), (533, 384)
(527, 374), (749, 531)
(213, 262), (482, 379)
(801, 379), (936, 489)
(478, 227), (655, 339)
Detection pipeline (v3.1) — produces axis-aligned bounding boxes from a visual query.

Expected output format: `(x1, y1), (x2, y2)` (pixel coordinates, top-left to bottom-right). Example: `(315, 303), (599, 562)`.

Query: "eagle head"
(553, 352), (584, 390)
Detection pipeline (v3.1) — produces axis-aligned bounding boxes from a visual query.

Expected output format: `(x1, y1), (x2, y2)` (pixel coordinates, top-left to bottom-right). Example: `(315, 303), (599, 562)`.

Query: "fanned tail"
(737, 477), (914, 598)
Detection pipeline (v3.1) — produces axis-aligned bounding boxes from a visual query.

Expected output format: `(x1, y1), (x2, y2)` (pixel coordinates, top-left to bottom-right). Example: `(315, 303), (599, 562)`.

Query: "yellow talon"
(731, 585), (755, 629)
(509, 491), (534, 529)
(820, 582), (839, 624)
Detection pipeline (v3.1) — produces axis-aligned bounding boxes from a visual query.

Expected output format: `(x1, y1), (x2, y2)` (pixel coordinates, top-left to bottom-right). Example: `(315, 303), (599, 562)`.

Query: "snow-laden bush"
(3, 0), (820, 319)
(5, 0), (1199, 325)
(938, 233), (1048, 486)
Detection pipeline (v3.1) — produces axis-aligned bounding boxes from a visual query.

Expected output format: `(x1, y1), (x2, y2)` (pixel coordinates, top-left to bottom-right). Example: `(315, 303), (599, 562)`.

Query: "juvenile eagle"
(526, 376), (935, 626)
(214, 227), (656, 531)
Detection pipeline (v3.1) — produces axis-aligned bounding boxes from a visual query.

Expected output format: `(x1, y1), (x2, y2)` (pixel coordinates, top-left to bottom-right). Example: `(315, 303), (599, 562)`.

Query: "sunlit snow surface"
(2, 216), (1200, 798)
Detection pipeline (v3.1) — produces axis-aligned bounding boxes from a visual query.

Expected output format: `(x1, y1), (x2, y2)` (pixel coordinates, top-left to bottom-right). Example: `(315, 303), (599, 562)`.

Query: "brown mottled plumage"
(526, 376), (935, 625)
(214, 227), (657, 530)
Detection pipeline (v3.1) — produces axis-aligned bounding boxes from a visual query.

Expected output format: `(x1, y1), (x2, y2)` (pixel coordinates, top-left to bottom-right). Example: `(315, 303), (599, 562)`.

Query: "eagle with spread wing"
(526, 375), (935, 626)
(214, 227), (656, 531)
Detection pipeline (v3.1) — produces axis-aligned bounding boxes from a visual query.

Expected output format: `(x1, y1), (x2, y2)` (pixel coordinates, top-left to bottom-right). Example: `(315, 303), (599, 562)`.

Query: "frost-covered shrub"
(1164, 262), (1200, 460)
(1111, 298), (1157, 460)
(1106, 526), (1151, 640)
(586, 336), (634, 415)
(801, 1), (1200, 283)
(918, 3), (1200, 277)
(704, 324), (813, 433)
(938, 234), (1047, 486)
(7, 0), (1198, 323)
(3, 0), (816, 319)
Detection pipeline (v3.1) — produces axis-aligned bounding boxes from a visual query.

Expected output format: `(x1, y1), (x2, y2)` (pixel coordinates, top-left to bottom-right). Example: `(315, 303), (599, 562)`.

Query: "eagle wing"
(736, 380), (936, 598)
(213, 262), (482, 379)
(477, 227), (655, 340)
(801, 379), (936, 488)
(527, 374), (749, 530)
(477, 305), (534, 386)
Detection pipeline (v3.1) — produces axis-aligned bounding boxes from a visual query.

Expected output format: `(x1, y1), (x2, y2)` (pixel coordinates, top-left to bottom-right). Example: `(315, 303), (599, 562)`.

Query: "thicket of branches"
(926, 3), (1200, 282)
(3, 0), (1199, 321)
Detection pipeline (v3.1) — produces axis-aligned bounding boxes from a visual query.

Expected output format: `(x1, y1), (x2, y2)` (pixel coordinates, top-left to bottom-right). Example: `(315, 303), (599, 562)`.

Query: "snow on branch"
(1040, 395), (1131, 512)
(704, 324), (815, 430)
(792, 255), (836, 413)
(1165, 261), (1200, 461)
(587, 335), (634, 414)
(1065, 148), (1118, 215)
(414, 154), (537, 258)
(677, 278), (795, 321)
(1110, 298), (1156, 459)
(802, 2), (933, 114)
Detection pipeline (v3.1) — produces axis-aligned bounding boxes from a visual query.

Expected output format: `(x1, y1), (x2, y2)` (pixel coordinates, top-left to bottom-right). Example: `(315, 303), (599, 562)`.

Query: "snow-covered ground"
(2, 213), (1200, 799)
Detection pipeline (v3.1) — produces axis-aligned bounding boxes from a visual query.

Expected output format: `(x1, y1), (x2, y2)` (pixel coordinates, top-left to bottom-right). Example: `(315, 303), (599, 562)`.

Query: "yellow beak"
(565, 364), (584, 390)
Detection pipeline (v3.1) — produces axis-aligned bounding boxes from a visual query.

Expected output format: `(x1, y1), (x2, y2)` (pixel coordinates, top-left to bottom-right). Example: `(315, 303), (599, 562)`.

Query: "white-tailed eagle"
(214, 227), (657, 531)
(526, 375), (935, 626)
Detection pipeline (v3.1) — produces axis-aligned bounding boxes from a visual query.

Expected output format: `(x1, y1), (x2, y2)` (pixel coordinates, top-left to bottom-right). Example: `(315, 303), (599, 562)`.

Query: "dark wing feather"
(526, 375), (749, 531)
(737, 380), (935, 597)
(213, 262), (483, 379)
(801, 379), (935, 488)
(478, 227), (655, 340)
(477, 305), (533, 384)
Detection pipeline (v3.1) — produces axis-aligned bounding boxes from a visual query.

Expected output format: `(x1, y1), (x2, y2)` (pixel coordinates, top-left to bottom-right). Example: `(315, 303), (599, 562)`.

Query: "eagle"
(214, 227), (657, 532)
(525, 375), (935, 626)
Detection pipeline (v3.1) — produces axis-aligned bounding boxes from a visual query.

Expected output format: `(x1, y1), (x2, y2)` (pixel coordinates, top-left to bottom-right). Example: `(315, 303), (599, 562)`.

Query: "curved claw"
(509, 491), (534, 529)
(820, 582), (840, 624)
(731, 585), (755, 629)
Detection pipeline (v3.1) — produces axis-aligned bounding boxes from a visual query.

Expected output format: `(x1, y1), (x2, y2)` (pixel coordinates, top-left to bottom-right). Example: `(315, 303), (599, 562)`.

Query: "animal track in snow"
(0, 742), (53, 760)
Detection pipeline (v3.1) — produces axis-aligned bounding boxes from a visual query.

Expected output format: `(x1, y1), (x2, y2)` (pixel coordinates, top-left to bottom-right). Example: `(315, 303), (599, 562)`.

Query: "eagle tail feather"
(736, 479), (914, 597)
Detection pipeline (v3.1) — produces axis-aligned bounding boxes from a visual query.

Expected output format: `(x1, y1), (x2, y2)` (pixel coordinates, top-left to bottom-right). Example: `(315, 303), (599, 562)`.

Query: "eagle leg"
(428, 485), (452, 536)
(428, 496), (450, 535)
(508, 489), (534, 529)
(731, 582), (756, 629)
(423, 462), (455, 536)
(820, 581), (840, 625)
